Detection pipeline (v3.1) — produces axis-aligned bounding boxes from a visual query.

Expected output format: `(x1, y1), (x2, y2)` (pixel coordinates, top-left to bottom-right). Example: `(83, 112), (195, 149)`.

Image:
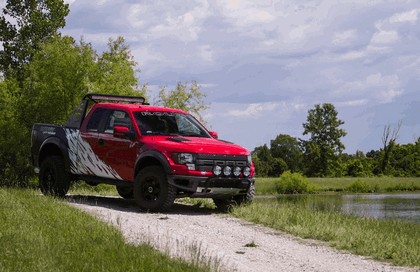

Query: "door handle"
(98, 138), (105, 146)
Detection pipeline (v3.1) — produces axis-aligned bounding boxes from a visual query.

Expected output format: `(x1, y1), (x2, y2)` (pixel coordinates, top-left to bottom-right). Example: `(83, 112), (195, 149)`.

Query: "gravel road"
(67, 195), (415, 272)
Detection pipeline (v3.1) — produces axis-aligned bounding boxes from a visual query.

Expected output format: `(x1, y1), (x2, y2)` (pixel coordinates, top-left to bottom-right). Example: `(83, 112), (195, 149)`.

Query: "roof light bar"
(84, 93), (146, 104)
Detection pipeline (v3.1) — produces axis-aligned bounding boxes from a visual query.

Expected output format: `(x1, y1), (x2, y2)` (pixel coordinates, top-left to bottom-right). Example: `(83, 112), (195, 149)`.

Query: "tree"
(252, 145), (273, 177)
(16, 36), (97, 128)
(0, 77), (30, 185)
(388, 138), (419, 177)
(270, 134), (303, 172)
(0, 0), (69, 81)
(343, 151), (373, 177)
(380, 122), (401, 175)
(91, 37), (146, 97)
(302, 103), (347, 176)
(158, 81), (208, 122)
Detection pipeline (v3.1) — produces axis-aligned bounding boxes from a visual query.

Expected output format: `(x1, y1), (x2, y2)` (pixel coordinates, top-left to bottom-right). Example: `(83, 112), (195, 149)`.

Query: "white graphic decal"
(65, 129), (122, 180)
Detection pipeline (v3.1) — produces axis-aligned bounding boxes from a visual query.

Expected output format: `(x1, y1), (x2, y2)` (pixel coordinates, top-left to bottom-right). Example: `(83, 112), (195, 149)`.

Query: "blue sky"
(62, 1), (420, 152)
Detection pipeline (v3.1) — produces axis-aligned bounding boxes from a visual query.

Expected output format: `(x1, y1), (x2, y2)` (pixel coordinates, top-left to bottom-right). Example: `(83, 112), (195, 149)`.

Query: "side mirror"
(209, 131), (218, 139)
(113, 125), (133, 139)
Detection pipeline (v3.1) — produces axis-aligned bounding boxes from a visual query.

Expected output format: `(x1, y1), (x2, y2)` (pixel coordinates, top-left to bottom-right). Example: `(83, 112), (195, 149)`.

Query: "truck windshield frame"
(134, 111), (211, 138)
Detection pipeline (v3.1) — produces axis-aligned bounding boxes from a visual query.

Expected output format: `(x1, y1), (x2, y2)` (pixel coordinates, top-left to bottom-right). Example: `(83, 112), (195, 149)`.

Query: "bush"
(346, 179), (373, 193)
(275, 171), (316, 194)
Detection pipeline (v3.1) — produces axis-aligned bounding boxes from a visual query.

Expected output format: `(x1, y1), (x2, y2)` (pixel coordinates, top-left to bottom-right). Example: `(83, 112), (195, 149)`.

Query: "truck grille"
(195, 154), (248, 172)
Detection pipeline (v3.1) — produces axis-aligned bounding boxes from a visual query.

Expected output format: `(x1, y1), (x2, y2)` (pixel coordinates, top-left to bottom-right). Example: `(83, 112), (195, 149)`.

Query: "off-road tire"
(134, 166), (176, 212)
(234, 183), (255, 205)
(116, 184), (134, 199)
(39, 156), (70, 197)
(213, 183), (255, 212)
(212, 198), (234, 212)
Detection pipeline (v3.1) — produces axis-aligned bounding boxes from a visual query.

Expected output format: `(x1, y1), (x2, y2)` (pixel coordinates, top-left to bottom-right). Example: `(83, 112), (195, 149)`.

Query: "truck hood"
(142, 136), (250, 155)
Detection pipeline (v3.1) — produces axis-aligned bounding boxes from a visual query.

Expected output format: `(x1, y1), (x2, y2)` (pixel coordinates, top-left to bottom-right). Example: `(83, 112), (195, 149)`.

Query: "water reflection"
(264, 194), (420, 224)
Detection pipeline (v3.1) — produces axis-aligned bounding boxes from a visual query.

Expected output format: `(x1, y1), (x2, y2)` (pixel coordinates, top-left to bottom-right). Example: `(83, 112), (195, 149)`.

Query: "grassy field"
(255, 177), (420, 195)
(231, 201), (420, 267)
(0, 188), (208, 272)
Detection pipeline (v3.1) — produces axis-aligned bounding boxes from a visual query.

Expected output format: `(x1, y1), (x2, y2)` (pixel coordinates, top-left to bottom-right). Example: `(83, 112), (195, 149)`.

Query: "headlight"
(177, 153), (194, 164)
(243, 167), (251, 177)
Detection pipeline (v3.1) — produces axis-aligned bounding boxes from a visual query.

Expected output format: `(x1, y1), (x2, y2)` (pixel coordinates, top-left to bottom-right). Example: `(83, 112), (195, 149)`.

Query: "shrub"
(275, 171), (316, 194)
(346, 179), (372, 193)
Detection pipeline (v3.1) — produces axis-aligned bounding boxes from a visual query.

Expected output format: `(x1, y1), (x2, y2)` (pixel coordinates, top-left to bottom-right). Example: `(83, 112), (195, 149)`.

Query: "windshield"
(134, 111), (210, 137)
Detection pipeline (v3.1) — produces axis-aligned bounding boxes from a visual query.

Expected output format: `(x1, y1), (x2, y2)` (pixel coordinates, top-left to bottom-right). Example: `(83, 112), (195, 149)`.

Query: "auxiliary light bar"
(84, 93), (146, 104)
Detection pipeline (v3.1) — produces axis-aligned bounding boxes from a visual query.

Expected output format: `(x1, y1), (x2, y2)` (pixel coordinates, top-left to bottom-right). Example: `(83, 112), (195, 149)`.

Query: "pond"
(260, 193), (420, 224)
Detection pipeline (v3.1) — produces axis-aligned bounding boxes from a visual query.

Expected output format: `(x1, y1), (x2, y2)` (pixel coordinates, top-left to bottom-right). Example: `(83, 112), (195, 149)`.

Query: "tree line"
(253, 103), (419, 177)
(0, 0), (207, 186)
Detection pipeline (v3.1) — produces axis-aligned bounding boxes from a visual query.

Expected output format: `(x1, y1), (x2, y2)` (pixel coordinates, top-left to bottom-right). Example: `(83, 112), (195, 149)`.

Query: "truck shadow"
(66, 194), (219, 216)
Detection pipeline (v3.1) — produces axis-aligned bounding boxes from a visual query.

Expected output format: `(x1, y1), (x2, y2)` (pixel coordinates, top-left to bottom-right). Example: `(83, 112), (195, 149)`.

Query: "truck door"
(80, 108), (138, 181)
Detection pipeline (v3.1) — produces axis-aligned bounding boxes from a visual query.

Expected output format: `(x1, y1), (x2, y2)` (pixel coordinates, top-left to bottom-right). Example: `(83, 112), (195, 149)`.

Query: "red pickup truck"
(31, 94), (255, 211)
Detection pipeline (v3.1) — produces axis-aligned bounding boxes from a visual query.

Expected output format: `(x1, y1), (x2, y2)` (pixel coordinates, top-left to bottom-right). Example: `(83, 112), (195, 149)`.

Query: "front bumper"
(167, 174), (254, 198)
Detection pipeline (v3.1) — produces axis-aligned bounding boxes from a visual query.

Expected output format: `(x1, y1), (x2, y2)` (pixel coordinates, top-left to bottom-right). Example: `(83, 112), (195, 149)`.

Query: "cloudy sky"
(62, 0), (420, 153)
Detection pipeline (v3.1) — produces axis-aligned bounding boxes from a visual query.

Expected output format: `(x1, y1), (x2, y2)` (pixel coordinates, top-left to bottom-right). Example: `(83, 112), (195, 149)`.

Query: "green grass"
(0, 188), (208, 272)
(255, 177), (420, 195)
(231, 201), (420, 267)
(69, 182), (118, 196)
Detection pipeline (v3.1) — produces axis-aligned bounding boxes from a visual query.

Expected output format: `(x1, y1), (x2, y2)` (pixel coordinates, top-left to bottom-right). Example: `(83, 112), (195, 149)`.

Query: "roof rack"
(84, 93), (147, 104)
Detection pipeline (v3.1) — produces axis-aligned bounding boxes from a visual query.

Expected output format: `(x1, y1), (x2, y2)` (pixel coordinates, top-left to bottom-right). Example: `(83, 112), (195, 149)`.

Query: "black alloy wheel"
(134, 166), (176, 212)
(39, 156), (70, 197)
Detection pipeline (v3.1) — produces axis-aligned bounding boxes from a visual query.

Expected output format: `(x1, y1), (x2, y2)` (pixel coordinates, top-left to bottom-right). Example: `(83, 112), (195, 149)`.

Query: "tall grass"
(231, 202), (420, 267)
(0, 188), (208, 272)
(255, 177), (420, 195)
(69, 182), (117, 196)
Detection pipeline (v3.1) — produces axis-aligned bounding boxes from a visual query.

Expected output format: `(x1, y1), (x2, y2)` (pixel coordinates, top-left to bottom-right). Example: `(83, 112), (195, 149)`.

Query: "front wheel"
(213, 183), (255, 212)
(233, 183), (255, 205)
(133, 166), (176, 212)
(39, 156), (70, 197)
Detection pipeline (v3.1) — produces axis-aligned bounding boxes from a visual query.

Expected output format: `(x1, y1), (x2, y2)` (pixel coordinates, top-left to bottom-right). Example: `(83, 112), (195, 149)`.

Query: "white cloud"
(370, 29), (399, 45)
(333, 30), (358, 46)
(217, 0), (275, 26)
(199, 45), (213, 62)
(227, 102), (279, 118)
(126, 1), (210, 43)
(335, 73), (403, 104)
(377, 88), (404, 103)
(389, 9), (419, 24)
(337, 99), (369, 107)
(336, 50), (365, 61)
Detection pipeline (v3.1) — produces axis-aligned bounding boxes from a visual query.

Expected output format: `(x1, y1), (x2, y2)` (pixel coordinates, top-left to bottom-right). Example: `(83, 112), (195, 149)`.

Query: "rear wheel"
(116, 184), (134, 199)
(134, 166), (176, 212)
(39, 156), (70, 197)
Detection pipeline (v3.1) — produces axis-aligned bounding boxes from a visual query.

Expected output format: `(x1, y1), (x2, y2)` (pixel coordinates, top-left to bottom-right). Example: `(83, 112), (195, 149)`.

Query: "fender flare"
(39, 136), (72, 172)
(135, 150), (172, 177)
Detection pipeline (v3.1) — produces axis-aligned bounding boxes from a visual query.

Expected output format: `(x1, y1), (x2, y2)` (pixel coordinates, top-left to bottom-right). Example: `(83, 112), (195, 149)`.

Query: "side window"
(86, 108), (108, 132)
(104, 110), (133, 134)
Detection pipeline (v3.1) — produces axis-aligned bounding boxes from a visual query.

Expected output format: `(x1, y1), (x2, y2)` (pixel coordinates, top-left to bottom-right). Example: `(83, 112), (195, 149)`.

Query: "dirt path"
(67, 195), (414, 272)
